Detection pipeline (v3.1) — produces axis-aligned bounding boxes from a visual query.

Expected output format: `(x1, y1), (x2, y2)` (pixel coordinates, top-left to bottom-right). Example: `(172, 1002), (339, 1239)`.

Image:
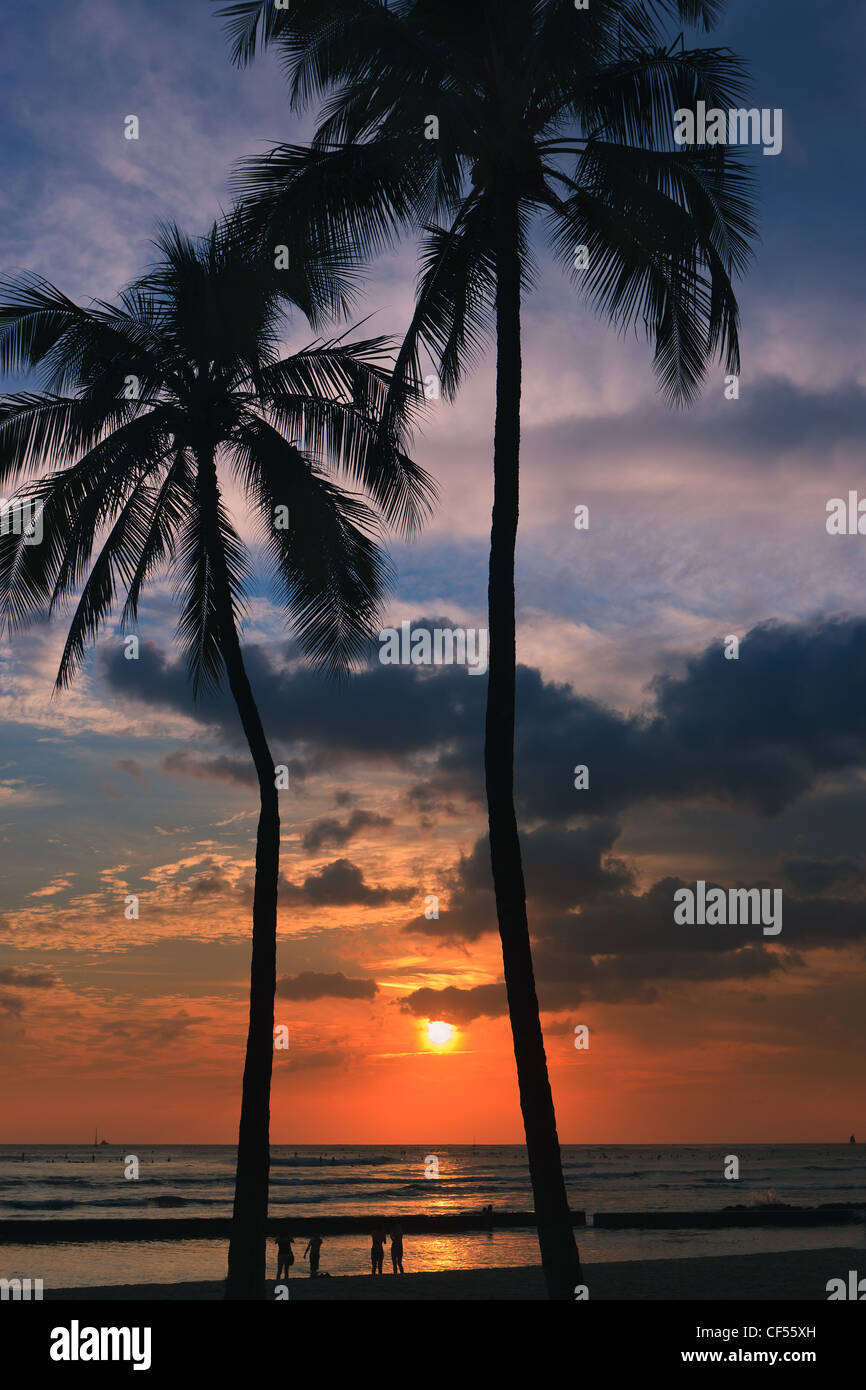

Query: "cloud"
(0, 966), (58, 988)
(103, 615), (866, 826)
(189, 870), (235, 900)
(405, 821), (633, 941)
(301, 810), (393, 853)
(282, 1046), (351, 1073)
(399, 983), (508, 1024)
(276, 971), (378, 1002)
(111, 759), (147, 786)
(524, 375), (866, 479)
(780, 856), (866, 896)
(161, 750), (257, 787)
(102, 1010), (200, 1048)
(279, 859), (415, 908)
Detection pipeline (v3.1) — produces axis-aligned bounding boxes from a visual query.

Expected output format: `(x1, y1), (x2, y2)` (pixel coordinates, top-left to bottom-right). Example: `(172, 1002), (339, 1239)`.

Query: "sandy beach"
(44, 1247), (862, 1301)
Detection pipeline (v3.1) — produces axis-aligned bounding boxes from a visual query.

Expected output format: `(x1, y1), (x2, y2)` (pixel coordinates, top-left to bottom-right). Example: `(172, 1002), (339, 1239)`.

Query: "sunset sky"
(1, 0), (865, 1144)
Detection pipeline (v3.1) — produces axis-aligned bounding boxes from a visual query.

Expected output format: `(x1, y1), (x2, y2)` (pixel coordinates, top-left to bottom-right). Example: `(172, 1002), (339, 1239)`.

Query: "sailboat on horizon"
(93, 1127), (110, 1147)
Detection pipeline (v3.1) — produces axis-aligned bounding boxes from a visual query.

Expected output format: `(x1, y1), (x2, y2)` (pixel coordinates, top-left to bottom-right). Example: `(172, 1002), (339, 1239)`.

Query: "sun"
(426, 1020), (454, 1047)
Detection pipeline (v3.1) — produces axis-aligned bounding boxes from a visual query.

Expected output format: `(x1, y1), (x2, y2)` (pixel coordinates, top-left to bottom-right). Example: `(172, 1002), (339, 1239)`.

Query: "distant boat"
(93, 1128), (110, 1147)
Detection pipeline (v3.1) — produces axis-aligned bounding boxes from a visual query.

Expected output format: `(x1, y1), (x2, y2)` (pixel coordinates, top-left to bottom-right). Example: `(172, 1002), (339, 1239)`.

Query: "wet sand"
(45, 1246), (863, 1300)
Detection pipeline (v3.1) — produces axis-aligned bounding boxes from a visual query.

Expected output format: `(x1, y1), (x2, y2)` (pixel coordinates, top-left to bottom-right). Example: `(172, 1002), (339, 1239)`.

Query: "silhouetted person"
(275, 1233), (294, 1281)
(304, 1234), (323, 1277)
(370, 1223), (387, 1274)
(389, 1222), (404, 1273)
(483, 1203), (494, 1230)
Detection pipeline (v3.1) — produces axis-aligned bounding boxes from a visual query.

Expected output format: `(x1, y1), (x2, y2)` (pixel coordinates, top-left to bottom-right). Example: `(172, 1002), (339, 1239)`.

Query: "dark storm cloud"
(534, 947), (788, 1006)
(276, 971), (378, 1001)
(404, 821), (632, 942)
(509, 617), (866, 821)
(101, 616), (866, 823)
(398, 939), (789, 1019)
(526, 879), (866, 994)
(301, 810), (393, 853)
(780, 856), (866, 897)
(405, 851), (866, 998)
(100, 634), (480, 767)
(279, 859), (415, 908)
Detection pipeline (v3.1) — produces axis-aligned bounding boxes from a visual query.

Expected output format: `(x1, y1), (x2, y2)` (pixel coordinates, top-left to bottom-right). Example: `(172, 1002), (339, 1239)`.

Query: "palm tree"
(215, 0), (758, 1298)
(0, 215), (432, 1299)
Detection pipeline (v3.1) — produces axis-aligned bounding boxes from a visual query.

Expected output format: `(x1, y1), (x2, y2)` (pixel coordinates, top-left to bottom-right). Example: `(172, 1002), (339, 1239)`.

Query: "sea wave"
(269, 1156), (392, 1167)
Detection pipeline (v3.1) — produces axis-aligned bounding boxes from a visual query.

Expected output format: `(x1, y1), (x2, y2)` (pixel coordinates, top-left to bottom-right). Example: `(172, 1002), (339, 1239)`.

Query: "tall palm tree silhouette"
(0, 216), (432, 1299)
(216, 0), (758, 1297)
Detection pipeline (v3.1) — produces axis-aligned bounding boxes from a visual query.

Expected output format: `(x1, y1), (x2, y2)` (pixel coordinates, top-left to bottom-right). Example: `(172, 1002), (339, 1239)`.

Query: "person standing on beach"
(389, 1222), (404, 1274)
(275, 1233), (294, 1281)
(304, 1234), (323, 1277)
(370, 1223), (387, 1274)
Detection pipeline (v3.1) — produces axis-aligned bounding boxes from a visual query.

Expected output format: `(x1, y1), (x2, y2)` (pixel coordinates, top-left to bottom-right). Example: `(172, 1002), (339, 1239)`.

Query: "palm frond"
(173, 486), (252, 697)
(231, 139), (438, 264)
(53, 467), (173, 690)
(0, 411), (170, 634)
(255, 335), (434, 534)
(544, 138), (750, 402)
(230, 416), (393, 675)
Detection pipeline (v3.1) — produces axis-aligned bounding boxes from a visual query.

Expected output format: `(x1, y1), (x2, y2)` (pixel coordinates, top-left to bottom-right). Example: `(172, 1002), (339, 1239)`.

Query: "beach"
(44, 1247), (861, 1301)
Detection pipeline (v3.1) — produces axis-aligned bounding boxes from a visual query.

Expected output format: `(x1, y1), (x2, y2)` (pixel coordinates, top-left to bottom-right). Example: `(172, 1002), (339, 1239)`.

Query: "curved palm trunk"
(485, 194), (582, 1301)
(196, 448), (280, 1301)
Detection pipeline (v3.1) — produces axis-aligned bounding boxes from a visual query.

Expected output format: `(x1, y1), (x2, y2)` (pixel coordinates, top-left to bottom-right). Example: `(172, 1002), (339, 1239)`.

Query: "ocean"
(1, 1144), (864, 1288)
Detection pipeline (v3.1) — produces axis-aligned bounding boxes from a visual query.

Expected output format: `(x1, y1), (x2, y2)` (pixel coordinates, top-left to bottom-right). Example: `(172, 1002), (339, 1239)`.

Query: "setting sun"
(426, 1020), (454, 1047)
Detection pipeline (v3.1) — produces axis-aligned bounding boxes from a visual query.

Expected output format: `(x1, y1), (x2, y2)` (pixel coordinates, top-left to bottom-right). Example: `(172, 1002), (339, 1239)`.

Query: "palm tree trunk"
(196, 448), (280, 1301)
(485, 193), (582, 1300)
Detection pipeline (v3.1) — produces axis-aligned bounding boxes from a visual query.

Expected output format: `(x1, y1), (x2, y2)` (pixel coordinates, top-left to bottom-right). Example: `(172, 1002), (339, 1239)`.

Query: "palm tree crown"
(218, 0), (756, 410)
(0, 216), (433, 678)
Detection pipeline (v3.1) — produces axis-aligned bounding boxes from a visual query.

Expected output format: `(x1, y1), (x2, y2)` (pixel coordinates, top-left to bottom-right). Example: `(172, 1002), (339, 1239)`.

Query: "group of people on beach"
(275, 1221), (405, 1279)
(370, 1221), (404, 1274)
(276, 1233), (325, 1279)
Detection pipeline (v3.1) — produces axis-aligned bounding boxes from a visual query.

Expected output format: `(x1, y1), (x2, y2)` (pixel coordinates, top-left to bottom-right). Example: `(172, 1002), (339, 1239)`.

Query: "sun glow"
(426, 1020), (454, 1048)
